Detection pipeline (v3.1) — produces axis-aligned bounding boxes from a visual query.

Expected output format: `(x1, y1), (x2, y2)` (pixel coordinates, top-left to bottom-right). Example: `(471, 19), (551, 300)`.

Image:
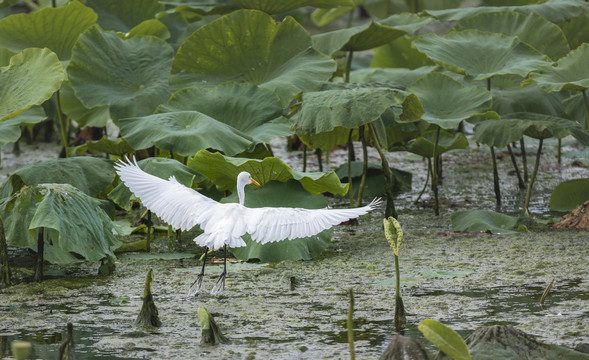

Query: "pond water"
(1, 137), (588, 359)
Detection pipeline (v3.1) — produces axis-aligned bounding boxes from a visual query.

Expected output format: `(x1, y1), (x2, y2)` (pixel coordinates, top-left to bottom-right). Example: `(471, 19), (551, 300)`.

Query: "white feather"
(115, 157), (382, 250)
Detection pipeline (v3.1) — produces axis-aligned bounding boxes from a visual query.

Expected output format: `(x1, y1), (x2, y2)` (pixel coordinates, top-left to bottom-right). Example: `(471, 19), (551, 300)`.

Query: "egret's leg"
(211, 245), (227, 294)
(188, 247), (208, 296)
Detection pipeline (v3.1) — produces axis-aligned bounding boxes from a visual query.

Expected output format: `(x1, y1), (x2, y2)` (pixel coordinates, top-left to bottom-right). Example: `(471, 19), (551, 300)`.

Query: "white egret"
(115, 157), (381, 294)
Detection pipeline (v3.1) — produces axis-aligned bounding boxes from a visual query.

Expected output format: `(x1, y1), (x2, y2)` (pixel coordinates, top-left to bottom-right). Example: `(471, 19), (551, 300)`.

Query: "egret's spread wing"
(115, 158), (220, 231)
(245, 198), (382, 244)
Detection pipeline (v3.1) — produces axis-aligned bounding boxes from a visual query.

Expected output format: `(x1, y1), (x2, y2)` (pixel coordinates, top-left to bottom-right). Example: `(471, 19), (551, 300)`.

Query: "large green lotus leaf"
(85, 0), (163, 32)
(454, 11), (569, 62)
(125, 19), (171, 40)
(67, 136), (135, 157)
(297, 126), (358, 151)
(451, 209), (519, 235)
(0, 1), (97, 59)
(0, 106), (46, 147)
(188, 150), (349, 196)
(425, 0), (589, 23)
(0, 48), (65, 121)
(291, 85), (409, 134)
(490, 75), (568, 118)
(378, 12), (434, 35)
(474, 114), (589, 148)
(371, 36), (435, 69)
(225, 179), (333, 263)
(406, 128), (468, 158)
(0, 48), (15, 66)
(171, 10), (336, 105)
(407, 72), (492, 129)
(67, 26), (173, 122)
(59, 81), (110, 128)
(550, 179), (589, 212)
(524, 43), (589, 92)
(109, 157), (205, 210)
(363, 0), (462, 19)
(0, 157), (116, 199)
(1, 184), (121, 264)
(312, 20), (407, 55)
(120, 111), (254, 156)
(413, 30), (549, 81)
(158, 83), (291, 143)
(558, 12), (589, 50)
(418, 319), (470, 360)
(311, 3), (357, 27)
(229, 0), (354, 14)
(350, 66), (437, 88)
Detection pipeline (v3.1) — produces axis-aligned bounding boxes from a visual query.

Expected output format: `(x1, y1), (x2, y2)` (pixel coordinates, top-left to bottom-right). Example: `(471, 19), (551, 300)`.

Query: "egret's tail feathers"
(193, 233), (246, 250)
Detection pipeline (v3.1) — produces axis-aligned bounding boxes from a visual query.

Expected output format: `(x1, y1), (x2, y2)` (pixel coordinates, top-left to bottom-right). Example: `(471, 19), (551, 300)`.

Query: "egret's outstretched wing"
(114, 158), (220, 231)
(244, 198), (382, 244)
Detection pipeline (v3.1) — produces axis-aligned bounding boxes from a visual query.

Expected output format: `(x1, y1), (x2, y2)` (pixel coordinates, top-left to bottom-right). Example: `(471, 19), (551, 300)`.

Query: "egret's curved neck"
(237, 182), (246, 206)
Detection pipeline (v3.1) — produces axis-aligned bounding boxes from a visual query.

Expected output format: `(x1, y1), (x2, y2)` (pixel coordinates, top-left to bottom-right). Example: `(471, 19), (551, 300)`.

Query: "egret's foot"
(188, 274), (204, 296)
(211, 272), (226, 294)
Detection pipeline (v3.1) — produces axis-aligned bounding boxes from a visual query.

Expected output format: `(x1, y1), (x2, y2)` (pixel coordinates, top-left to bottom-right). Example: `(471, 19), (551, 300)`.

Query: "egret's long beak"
(250, 177), (261, 187)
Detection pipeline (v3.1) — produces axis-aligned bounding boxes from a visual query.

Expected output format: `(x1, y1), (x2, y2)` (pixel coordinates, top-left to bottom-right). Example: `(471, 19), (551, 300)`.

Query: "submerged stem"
(394, 254), (406, 332)
(432, 127), (441, 216)
(523, 138), (543, 214)
(507, 144), (525, 189)
(520, 138), (528, 182)
(414, 157), (431, 204)
(347, 288), (355, 360)
(490, 146), (501, 209)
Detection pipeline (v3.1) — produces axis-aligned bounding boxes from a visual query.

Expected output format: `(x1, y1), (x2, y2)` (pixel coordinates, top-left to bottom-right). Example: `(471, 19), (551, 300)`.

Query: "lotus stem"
(303, 145), (307, 172)
(432, 127), (441, 216)
(520, 138), (528, 182)
(55, 90), (69, 157)
(0, 213), (11, 289)
(414, 157), (431, 204)
(348, 129), (355, 208)
(540, 278), (555, 305)
(34, 229), (44, 282)
(507, 144), (525, 189)
(490, 146), (502, 209)
(345, 50), (353, 83)
(557, 138), (562, 165)
(355, 127), (368, 208)
(347, 288), (356, 360)
(394, 253), (406, 332)
(523, 138), (543, 214)
(368, 123), (398, 219)
(146, 210), (152, 252)
(582, 89), (589, 130)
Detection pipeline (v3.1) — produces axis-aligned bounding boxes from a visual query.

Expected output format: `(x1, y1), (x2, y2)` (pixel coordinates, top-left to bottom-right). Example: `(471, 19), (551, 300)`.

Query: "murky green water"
(1, 137), (588, 359)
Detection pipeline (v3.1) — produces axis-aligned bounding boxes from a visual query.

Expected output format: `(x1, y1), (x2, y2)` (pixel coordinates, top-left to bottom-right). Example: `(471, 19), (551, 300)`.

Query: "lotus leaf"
(59, 81), (110, 128)
(0, 157), (116, 199)
(86, 0), (163, 33)
(550, 179), (589, 212)
(291, 85), (410, 134)
(425, 0), (589, 23)
(229, 0), (354, 14)
(418, 319), (471, 360)
(120, 111), (254, 156)
(350, 66), (437, 88)
(67, 137), (135, 157)
(378, 12), (434, 34)
(0, 48), (65, 121)
(406, 128), (468, 158)
(126, 19), (171, 40)
(67, 26), (173, 122)
(451, 210), (519, 235)
(363, 0), (462, 18)
(0, 1), (97, 59)
(171, 9), (336, 104)
(157, 83), (291, 144)
(225, 180), (333, 263)
(371, 36), (435, 69)
(524, 43), (589, 93)
(454, 11), (569, 61)
(413, 30), (549, 81)
(407, 72), (493, 129)
(0, 107), (46, 147)
(558, 12), (589, 50)
(0, 184), (121, 265)
(110, 157), (205, 210)
(311, 2), (359, 27)
(188, 150), (348, 196)
(312, 20), (407, 56)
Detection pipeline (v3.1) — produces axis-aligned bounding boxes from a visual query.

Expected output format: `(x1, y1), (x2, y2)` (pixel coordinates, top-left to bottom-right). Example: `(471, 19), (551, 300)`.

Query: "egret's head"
(237, 171), (261, 187)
